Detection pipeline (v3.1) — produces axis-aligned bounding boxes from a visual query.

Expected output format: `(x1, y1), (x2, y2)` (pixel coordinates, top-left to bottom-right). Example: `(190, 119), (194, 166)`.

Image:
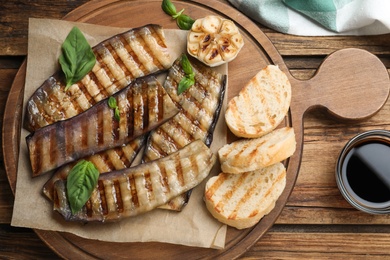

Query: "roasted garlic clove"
(187, 15), (244, 67)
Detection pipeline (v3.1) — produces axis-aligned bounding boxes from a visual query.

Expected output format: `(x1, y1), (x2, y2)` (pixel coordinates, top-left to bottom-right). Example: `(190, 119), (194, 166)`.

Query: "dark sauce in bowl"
(336, 130), (390, 214)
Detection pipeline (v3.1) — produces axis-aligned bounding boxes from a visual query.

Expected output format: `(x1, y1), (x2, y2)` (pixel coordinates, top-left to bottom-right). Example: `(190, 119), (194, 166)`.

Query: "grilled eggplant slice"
(53, 140), (216, 222)
(24, 24), (172, 132)
(27, 76), (179, 177)
(143, 56), (227, 211)
(43, 136), (145, 201)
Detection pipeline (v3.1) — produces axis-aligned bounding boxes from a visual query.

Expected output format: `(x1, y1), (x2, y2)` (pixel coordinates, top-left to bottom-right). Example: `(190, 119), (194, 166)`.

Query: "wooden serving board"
(3, 0), (390, 259)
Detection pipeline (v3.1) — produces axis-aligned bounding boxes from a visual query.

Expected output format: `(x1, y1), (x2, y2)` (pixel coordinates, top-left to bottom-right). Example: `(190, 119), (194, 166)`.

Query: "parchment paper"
(11, 18), (228, 249)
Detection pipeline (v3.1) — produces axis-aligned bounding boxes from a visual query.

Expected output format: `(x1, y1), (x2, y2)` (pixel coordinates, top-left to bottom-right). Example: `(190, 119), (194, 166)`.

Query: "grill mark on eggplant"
(149, 26), (169, 70)
(113, 180), (123, 213)
(115, 36), (136, 80)
(138, 31), (160, 71)
(94, 45), (120, 93)
(147, 80), (157, 124)
(118, 36), (144, 77)
(147, 127), (180, 160)
(124, 30), (156, 76)
(27, 76), (179, 177)
(139, 29), (162, 71)
(86, 199), (93, 218)
(89, 68), (109, 101)
(174, 154), (184, 187)
(107, 39), (131, 79)
(157, 80), (164, 122)
(168, 117), (194, 143)
(144, 171), (154, 202)
(66, 84), (84, 115)
(53, 140), (215, 222)
(123, 31), (147, 75)
(111, 97), (120, 142)
(24, 24), (171, 132)
(100, 152), (114, 172)
(98, 180), (108, 216)
(114, 146), (130, 168)
(80, 118), (89, 148)
(126, 86), (135, 138)
(142, 83), (150, 133)
(129, 174), (139, 209)
(94, 47), (116, 94)
(75, 80), (95, 108)
(97, 105), (105, 146)
(132, 83), (142, 135)
(159, 165), (170, 194)
(143, 133), (167, 162)
(158, 127), (180, 154)
(65, 120), (73, 159)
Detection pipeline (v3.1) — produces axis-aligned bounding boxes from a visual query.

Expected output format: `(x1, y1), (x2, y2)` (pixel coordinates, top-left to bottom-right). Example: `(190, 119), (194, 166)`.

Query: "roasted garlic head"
(187, 15), (244, 67)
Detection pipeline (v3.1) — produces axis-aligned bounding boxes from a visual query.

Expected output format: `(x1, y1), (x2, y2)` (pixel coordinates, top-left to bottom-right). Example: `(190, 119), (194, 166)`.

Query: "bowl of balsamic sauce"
(336, 129), (390, 214)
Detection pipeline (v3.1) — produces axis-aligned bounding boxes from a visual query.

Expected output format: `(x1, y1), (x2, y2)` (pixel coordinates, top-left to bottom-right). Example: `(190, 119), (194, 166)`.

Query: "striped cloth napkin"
(228, 0), (390, 36)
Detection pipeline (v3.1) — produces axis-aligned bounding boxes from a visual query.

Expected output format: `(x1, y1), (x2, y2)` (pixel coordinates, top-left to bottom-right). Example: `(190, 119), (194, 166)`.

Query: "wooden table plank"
(242, 231), (390, 259)
(3, 223), (390, 259)
(0, 224), (60, 259)
(266, 32), (390, 56)
(0, 0), (90, 55)
(0, 169), (13, 224)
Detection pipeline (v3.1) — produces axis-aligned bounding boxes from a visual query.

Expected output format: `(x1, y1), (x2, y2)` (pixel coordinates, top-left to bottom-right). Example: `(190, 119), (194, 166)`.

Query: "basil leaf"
(161, 0), (177, 16)
(178, 76), (195, 95)
(66, 160), (99, 214)
(59, 27), (96, 91)
(114, 107), (121, 122)
(108, 96), (117, 109)
(177, 14), (195, 30)
(181, 54), (193, 75)
(108, 96), (120, 121)
(161, 0), (194, 30)
(177, 54), (195, 95)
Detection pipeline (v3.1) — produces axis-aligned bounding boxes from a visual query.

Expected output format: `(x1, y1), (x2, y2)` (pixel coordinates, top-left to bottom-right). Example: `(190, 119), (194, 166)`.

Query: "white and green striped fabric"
(228, 0), (390, 35)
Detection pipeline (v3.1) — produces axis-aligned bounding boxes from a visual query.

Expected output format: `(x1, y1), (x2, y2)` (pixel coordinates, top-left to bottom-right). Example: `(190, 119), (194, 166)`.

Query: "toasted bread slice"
(204, 162), (286, 229)
(218, 127), (296, 174)
(225, 65), (291, 138)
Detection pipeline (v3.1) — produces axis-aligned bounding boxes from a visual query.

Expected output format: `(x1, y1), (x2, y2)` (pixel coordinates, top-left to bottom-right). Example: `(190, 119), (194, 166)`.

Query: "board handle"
(289, 48), (390, 124)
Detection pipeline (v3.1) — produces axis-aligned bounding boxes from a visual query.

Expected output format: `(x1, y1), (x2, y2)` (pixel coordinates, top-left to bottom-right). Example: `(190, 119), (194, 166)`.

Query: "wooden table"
(2, 0), (390, 258)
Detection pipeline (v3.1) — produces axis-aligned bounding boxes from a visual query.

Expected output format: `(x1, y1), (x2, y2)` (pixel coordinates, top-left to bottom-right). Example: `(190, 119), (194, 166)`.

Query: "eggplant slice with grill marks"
(42, 135), (145, 201)
(26, 75), (179, 177)
(142, 56), (227, 211)
(53, 140), (216, 222)
(24, 24), (172, 132)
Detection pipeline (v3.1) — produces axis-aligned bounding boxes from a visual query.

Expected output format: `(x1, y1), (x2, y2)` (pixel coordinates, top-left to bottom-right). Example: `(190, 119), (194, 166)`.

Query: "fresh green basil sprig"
(59, 26), (96, 91)
(66, 160), (99, 214)
(108, 96), (120, 121)
(161, 0), (195, 30)
(177, 54), (195, 95)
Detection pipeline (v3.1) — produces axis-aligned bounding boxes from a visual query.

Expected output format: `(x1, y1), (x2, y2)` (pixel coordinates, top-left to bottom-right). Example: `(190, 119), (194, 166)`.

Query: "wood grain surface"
(2, 0), (390, 259)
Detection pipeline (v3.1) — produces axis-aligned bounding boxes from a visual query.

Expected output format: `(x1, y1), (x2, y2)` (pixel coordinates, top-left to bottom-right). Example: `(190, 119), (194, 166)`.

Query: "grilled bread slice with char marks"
(218, 127), (296, 174)
(53, 140), (216, 222)
(204, 162), (286, 229)
(225, 65), (291, 138)
(24, 24), (172, 132)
